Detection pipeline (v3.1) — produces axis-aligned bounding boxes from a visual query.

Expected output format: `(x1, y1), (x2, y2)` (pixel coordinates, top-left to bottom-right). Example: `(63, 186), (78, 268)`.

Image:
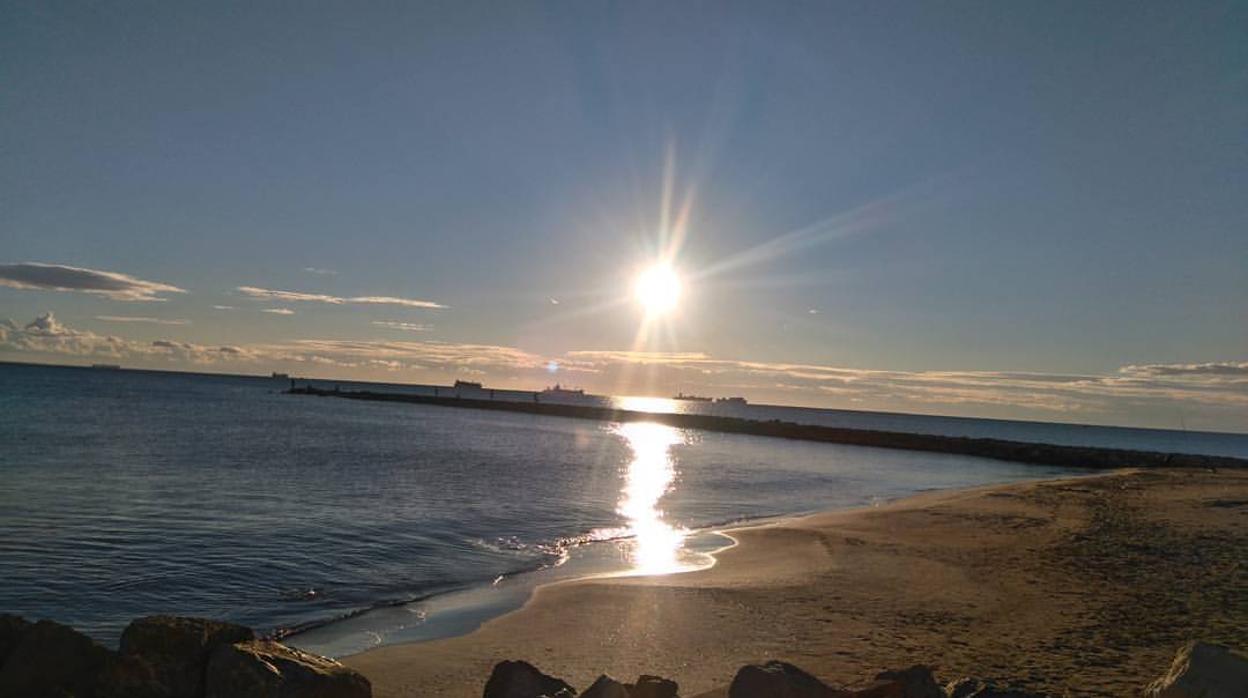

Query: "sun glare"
(634, 264), (682, 315)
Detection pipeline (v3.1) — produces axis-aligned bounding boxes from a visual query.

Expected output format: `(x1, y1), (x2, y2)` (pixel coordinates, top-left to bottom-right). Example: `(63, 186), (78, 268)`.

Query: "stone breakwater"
(0, 614), (369, 698)
(288, 386), (1247, 471)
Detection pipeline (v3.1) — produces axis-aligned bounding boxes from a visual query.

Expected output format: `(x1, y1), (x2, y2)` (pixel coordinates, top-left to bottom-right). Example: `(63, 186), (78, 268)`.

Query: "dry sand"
(346, 468), (1248, 697)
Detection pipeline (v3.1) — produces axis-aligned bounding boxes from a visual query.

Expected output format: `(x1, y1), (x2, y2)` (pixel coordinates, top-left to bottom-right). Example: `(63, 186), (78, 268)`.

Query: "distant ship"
(272, 372), (290, 379)
(672, 392), (711, 402)
(714, 396), (748, 405)
(91, 363), (121, 370)
(453, 380), (484, 390)
(542, 384), (585, 397)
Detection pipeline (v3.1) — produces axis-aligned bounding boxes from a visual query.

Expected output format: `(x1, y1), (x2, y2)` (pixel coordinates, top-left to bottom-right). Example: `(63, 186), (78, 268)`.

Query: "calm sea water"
(1, 363), (1242, 654)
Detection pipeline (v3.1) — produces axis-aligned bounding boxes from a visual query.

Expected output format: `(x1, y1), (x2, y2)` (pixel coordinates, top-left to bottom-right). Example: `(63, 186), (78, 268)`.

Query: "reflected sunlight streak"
(614, 422), (689, 575)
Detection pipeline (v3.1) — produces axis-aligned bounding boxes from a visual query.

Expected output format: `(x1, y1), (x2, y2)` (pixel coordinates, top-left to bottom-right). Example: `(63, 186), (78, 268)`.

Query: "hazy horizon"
(3, 2), (1245, 432)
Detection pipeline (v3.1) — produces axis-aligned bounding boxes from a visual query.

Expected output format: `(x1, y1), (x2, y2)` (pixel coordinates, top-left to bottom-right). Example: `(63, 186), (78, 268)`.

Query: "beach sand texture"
(347, 468), (1248, 697)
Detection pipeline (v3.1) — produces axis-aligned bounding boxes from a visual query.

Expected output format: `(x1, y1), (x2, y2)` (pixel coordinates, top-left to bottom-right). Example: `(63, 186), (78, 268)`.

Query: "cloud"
(566, 350), (712, 364)
(303, 267), (337, 275)
(237, 286), (445, 309)
(212, 305), (236, 311)
(261, 308), (295, 315)
(372, 321), (432, 332)
(280, 339), (549, 371)
(1119, 362), (1248, 378)
(1, 312), (149, 358)
(96, 316), (190, 326)
(351, 296), (446, 309)
(0, 262), (186, 302)
(566, 351), (1248, 414)
(2, 312), (1243, 430)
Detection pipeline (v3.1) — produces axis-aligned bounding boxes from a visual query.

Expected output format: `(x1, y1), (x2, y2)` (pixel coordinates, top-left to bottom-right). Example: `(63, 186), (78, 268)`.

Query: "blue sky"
(2, 2), (1245, 430)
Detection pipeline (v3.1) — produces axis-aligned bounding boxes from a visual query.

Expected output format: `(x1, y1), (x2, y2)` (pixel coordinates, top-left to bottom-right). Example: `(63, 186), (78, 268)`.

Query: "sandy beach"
(346, 467), (1248, 697)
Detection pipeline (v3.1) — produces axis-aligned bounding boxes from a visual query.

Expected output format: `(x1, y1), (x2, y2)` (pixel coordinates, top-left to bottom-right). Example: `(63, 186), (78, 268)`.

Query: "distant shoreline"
(4, 359), (1243, 440)
(287, 384), (1247, 470)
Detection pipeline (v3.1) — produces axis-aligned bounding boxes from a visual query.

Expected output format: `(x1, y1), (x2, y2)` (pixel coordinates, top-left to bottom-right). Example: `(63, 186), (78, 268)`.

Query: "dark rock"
(728, 661), (848, 698)
(852, 665), (944, 698)
(483, 660), (576, 698)
(119, 615), (255, 698)
(0, 619), (113, 698)
(1144, 641), (1248, 698)
(581, 674), (630, 698)
(0, 614), (32, 666)
(204, 639), (371, 698)
(628, 674), (679, 698)
(945, 678), (982, 698)
(942, 678), (1046, 698)
(95, 653), (165, 698)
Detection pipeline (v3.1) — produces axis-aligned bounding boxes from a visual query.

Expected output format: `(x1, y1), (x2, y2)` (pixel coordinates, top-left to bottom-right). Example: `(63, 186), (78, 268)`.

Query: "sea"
(2, 362), (1244, 658)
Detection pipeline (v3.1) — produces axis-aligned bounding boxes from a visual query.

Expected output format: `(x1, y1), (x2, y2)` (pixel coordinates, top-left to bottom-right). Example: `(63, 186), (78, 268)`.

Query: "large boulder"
(1144, 641), (1248, 698)
(945, 678), (982, 698)
(581, 674), (630, 698)
(0, 614), (32, 666)
(943, 678), (1045, 698)
(95, 653), (165, 698)
(119, 615), (255, 698)
(483, 660), (576, 698)
(204, 639), (370, 698)
(851, 666), (944, 698)
(0, 619), (113, 698)
(628, 674), (680, 698)
(729, 661), (848, 698)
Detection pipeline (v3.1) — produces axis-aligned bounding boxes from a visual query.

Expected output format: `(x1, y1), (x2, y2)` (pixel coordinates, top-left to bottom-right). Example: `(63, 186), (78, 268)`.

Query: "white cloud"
(372, 321), (432, 332)
(212, 305), (236, 311)
(261, 308), (295, 315)
(237, 286), (446, 309)
(2, 313), (1243, 430)
(0, 262), (186, 302)
(1119, 361), (1248, 378)
(303, 267), (337, 275)
(96, 316), (190, 325)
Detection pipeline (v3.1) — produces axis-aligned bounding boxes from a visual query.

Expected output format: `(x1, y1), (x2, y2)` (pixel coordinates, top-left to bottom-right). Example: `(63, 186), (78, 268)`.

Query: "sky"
(2, 2), (1245, 432)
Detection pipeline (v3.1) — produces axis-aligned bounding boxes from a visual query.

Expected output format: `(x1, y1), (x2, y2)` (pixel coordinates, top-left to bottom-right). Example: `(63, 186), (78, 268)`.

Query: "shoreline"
(287, 385), (1248, 469)
(344, 467), (1248, 697)
(285, 473), (1081, 659)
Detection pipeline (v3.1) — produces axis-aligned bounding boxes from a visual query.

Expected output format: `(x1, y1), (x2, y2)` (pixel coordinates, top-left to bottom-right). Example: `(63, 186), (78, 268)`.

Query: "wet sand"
(346, 468), (1248, 697)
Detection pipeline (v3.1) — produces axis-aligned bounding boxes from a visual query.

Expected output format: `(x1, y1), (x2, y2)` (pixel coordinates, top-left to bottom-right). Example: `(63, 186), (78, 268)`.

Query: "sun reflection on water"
(614, 421), (689, 575)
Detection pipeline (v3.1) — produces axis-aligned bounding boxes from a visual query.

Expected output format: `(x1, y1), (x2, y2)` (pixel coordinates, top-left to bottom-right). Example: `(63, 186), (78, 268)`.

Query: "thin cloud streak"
(372, 321), (432, 332)
(96, 316), (191, 325)
(237, 286), (446, 309)
(0, 262), (186, 302)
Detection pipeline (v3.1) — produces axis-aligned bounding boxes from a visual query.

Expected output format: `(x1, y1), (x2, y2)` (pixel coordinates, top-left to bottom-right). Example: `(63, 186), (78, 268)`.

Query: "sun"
(634, 263), (682, 315)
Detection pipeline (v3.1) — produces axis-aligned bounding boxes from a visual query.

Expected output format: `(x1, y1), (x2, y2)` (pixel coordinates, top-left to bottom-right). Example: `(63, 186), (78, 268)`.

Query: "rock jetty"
(287, 385), (1248, 471)
(0, 614), (369, 698)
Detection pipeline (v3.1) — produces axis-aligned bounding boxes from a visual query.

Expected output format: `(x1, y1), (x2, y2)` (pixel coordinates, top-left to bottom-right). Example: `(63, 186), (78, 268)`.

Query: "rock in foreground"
(483, 659), (576, 698)
(853, 665), (944, 698)
(0, 615), (369, 698)
(1143, 641), (1248, 698)
(580, 674), (631, 698)
(205, 639), (371, 698)
(728, 660), (848, 698)
(121, 614), (255, 698)
(628, 674), (679, 698)
(0, 619), (112, 698)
